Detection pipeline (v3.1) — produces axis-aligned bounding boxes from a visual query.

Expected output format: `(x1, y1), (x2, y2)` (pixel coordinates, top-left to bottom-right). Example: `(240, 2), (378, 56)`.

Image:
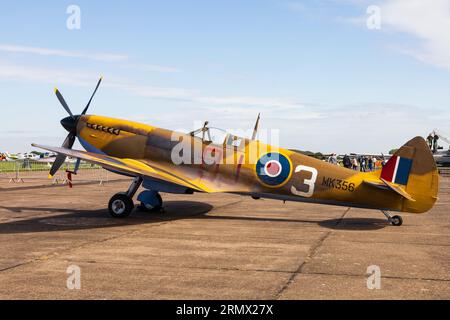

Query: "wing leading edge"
(31, 144), (208, 192)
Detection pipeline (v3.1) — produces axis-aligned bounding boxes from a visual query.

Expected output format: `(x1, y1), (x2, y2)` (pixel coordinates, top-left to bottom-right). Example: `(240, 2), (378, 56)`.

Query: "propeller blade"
(49, 154), (67, 177)
(62, 132), (76, 149)
(55, 88), (74, 119)
(81, 76), (103, 115)
(49, 133), (75, 177)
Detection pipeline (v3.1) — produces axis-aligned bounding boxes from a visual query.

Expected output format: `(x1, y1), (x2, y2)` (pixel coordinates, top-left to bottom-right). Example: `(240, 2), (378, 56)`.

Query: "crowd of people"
(327, 154), (385, 171)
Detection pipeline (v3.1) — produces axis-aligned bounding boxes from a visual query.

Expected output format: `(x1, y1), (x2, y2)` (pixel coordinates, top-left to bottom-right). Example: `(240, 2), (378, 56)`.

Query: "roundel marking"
(255, 152), (292, 188)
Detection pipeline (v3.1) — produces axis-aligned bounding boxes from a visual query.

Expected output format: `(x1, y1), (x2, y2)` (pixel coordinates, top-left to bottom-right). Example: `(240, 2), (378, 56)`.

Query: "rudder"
(382, 136), (439, 213)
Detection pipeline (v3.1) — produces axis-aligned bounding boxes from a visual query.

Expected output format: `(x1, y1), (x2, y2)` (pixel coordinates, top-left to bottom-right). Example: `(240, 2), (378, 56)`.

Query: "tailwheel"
(108, 192), (134, 218)
(381, 210), (403, 226)
(390, 215), (403, 226)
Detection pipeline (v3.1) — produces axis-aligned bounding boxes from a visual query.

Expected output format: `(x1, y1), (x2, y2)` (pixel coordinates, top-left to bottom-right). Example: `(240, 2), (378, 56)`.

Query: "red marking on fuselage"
(235, 154), (244, 183)
(200, 146), (223, 182)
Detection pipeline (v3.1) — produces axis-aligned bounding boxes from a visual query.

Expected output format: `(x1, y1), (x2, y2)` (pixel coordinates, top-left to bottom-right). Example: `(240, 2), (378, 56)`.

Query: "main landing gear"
(381, 210), (403, 226)
(108, 177), (164, 218)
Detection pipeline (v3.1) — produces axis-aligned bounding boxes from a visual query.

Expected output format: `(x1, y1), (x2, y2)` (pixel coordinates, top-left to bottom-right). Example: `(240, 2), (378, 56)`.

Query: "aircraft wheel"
(109, 193), (134, 218)
(390, 215), (403, 226)
(137, 191), (163, 212)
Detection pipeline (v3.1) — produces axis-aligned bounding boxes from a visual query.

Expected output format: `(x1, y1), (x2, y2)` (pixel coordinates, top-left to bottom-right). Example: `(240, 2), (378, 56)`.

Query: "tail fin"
(381, 137), (439, 213)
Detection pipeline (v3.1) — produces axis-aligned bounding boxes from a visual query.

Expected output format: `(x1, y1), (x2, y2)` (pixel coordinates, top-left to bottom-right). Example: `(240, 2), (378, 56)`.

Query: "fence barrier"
(0, 160), (112, 185)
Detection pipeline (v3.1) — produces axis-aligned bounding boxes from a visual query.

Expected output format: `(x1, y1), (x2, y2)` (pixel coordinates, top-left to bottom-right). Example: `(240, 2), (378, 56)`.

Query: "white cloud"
(379, 0), (450, 71)
(339, 0), (450, 71)
(0, 44), (128, 62)
(194, 96), (301, 109)
(107, 82), (199, 100)
(0, 44), (181, 73)
(273, 102), (450, 153)
(0, 60), (107, 88)
(0, 60), (305, 110)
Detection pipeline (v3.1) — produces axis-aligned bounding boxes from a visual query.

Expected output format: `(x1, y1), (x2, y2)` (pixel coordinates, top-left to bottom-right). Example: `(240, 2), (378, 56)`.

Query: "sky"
(0, 0), (449, 154)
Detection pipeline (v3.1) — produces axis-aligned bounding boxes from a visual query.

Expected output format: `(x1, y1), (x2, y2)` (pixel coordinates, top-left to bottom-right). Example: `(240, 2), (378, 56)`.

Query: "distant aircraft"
(33, 78), (439, 226)
(5, 152), (40, 161)
(431, 129), (450, 167)
(4, 152), (19, 161)
(1, 151), (57, 162)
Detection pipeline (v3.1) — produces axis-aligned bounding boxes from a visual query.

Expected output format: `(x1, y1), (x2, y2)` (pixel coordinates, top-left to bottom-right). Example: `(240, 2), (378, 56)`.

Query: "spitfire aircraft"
(33, 78), (439, 226)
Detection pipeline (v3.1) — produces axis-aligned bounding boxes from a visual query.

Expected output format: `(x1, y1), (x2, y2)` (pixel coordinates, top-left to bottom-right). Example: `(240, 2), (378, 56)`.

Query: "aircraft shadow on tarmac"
(197, 215), (388, 231)
(0, 201), (388, 234)
(0, 201), (213, 234)
(318, 218), (388, 230)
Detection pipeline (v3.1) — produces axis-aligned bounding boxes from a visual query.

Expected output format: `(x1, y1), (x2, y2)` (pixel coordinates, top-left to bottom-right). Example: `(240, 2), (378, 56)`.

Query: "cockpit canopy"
(190, 123), (247, 150)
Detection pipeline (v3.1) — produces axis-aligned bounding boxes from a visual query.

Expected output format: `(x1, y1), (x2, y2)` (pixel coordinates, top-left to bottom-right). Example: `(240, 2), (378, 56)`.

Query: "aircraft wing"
(32, 144), (254, 193)
(32, 144), (211, 192)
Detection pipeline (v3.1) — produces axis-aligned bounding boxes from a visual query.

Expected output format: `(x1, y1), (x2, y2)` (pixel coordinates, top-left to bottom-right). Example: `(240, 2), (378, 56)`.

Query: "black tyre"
(139, 193), (163, 212)
(108, 193), (134, 218)
(390, 215), (403, 226)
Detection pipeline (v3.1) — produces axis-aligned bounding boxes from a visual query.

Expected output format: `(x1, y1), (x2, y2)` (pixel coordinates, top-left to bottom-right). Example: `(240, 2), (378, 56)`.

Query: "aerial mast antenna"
(251, 113), (261, 140)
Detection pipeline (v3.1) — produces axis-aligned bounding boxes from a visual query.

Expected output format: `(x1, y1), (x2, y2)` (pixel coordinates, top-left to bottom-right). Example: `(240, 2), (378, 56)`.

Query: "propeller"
(48, 77), (103, 177)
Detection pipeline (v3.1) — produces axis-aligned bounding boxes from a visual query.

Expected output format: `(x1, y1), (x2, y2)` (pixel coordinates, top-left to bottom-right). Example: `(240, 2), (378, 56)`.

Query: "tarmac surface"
(0, 175), (449, 299)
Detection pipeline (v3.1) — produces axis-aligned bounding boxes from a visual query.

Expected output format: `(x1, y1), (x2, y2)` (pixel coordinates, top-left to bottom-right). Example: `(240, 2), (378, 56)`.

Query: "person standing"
(427, 133), (434, 150)
(328, 153), (338, 165)
(368, 157), (373, 171)
(433, 134), (439, 153)
(352, 157), (358, 170)
(360, 156), (365, 172)
(343, 154), (351, 168)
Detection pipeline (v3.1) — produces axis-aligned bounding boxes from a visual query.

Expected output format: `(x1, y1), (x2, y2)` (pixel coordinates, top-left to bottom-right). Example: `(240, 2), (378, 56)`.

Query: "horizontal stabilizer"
(380, 178), (416, 202)
(363, 179), (415, 202)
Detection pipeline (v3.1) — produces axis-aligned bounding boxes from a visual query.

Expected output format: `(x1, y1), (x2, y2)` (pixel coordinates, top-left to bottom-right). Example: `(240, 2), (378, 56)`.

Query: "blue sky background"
(1, 0), (449, 153)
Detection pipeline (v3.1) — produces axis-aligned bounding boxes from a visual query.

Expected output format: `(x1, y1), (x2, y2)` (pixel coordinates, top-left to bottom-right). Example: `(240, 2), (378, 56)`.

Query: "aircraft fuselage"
(72, 114), (439, 214)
